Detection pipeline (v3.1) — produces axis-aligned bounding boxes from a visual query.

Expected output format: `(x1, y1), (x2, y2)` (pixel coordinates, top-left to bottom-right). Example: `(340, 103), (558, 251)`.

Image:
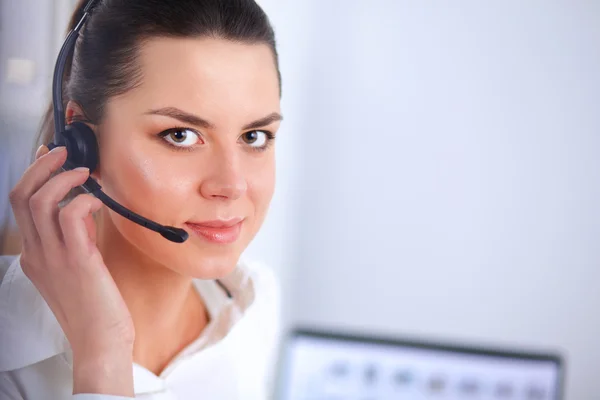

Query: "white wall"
(0, 0), (58, 121)
(264, 1), (600, 399)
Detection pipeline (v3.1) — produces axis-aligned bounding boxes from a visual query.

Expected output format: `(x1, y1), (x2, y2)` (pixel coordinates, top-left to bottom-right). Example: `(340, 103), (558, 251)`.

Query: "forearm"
(72, 347), (135, 398)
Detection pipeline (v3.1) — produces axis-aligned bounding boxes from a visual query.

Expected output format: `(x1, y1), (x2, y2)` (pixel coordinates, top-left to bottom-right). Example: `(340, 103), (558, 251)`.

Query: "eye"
(240, 130), (272, 148)
(159, 128), (201, 147)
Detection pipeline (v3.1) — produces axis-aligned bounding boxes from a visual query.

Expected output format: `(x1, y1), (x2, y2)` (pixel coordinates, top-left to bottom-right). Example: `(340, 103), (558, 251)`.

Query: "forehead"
(112, 37), (280, 120)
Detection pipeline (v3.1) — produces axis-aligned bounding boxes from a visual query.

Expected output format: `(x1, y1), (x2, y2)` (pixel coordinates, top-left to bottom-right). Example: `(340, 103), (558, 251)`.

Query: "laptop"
(275, 328), (564, 400)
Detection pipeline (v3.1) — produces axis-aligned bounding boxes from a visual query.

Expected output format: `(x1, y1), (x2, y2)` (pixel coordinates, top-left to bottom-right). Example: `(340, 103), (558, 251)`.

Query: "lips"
(184, 218), (244, 244)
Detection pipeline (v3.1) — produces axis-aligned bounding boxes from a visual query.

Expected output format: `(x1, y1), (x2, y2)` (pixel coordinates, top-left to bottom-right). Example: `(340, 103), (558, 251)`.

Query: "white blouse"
(0, 255), (281, 399)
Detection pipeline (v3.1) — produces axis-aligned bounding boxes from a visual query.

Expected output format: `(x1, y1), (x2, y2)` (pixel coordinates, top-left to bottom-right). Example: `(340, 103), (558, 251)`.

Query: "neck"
(96, 209), (208, 375)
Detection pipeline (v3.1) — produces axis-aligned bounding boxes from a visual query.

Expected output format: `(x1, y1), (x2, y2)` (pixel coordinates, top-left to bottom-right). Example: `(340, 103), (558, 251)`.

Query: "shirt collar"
(0, 254), (256, 374)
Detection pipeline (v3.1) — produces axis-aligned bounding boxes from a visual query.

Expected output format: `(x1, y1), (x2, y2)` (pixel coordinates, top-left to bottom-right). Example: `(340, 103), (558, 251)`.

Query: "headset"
(47, 0), (189, 244)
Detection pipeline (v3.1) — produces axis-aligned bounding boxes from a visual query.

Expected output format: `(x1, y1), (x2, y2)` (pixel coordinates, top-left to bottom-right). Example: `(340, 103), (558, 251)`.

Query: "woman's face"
(88, 37), (281, 278)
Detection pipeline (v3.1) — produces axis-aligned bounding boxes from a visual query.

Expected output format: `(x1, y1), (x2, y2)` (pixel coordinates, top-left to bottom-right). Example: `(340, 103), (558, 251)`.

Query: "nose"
(199, 151), (247, 201)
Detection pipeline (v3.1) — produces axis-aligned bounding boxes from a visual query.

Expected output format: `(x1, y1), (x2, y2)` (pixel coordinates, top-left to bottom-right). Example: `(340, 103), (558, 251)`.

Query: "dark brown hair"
(36, 0), (281, 155)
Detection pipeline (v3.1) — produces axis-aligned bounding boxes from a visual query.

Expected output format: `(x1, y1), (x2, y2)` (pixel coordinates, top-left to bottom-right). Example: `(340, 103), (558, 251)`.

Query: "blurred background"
(1, 1), (599, 399)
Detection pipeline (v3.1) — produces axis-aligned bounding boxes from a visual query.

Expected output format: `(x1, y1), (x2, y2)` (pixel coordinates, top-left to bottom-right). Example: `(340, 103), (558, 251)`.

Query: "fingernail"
(49, 146), (66, 154)
(74, 167), (89, 173)
(35, 145), (45, 158)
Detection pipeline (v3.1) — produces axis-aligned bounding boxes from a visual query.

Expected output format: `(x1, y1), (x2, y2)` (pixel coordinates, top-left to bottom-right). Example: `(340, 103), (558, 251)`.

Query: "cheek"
(98, 136), (194, 222)
(247, 155), (276, 220)
(97, 138), (202, 270)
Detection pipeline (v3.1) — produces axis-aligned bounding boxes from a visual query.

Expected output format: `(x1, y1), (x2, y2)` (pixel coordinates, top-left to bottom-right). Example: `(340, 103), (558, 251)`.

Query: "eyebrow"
(242, 112), (283, 130)
(145, 107), (283, 131)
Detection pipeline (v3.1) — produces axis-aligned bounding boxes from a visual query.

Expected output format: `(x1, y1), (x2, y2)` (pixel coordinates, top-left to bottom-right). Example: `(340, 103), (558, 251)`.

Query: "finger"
(35, 145), (49, 160)
(59, 193), (103, 261)
(30, 167), (92, 250)
(84, 213), (97, 244)
(9, 146), (68, 245)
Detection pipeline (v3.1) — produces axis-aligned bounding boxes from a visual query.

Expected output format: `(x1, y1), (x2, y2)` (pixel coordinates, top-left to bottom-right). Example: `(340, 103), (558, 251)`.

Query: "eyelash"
(247, 130), (276, 153)
(157, 127), (276, 153)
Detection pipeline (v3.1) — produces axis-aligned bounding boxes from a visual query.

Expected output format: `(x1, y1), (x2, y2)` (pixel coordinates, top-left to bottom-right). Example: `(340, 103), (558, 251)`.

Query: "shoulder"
(238, 258), (282, 332)
(242, 259), (280, 305)
(233, 258), (281, 336)
(0, 354), (76, 399)
(0, 254), (68, 373)
(227, 260), (283, 394)
(0, 255), (19, 285)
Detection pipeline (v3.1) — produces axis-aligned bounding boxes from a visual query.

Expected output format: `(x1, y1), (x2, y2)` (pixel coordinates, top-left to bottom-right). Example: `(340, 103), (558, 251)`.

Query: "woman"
(0, 0), (282, 398)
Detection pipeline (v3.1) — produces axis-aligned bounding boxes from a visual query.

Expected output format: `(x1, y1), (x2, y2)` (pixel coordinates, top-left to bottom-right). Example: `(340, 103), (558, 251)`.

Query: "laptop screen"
(276, 329), (563, 400)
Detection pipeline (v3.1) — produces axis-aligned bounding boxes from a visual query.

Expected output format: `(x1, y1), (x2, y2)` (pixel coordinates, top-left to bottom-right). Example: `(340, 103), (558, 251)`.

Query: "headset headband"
(52, 0), (100, 143)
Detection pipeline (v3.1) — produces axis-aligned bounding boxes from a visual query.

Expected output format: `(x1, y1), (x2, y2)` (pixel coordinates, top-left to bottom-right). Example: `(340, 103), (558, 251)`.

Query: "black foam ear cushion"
(62, 121), (99, 172)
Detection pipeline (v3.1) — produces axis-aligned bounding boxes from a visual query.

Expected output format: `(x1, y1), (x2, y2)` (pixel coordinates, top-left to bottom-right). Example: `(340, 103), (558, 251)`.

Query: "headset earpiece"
(61, 121), (99, 172)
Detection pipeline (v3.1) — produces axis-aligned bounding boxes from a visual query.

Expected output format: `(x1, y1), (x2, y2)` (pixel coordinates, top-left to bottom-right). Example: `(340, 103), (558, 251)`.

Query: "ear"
(65, 100), (89, 125)
(65, 100), (102, 181)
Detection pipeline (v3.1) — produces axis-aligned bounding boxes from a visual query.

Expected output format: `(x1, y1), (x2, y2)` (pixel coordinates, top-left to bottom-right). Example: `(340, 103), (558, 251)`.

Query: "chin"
(170, 245), (244, 280)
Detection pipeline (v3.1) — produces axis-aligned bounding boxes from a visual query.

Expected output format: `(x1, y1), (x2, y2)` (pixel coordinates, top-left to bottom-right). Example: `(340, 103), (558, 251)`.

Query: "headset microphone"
(49, 0), (188, 244)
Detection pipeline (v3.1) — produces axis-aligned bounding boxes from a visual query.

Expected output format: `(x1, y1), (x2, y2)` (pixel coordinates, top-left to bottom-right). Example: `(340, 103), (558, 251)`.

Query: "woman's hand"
(8, 145), (135, 397)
